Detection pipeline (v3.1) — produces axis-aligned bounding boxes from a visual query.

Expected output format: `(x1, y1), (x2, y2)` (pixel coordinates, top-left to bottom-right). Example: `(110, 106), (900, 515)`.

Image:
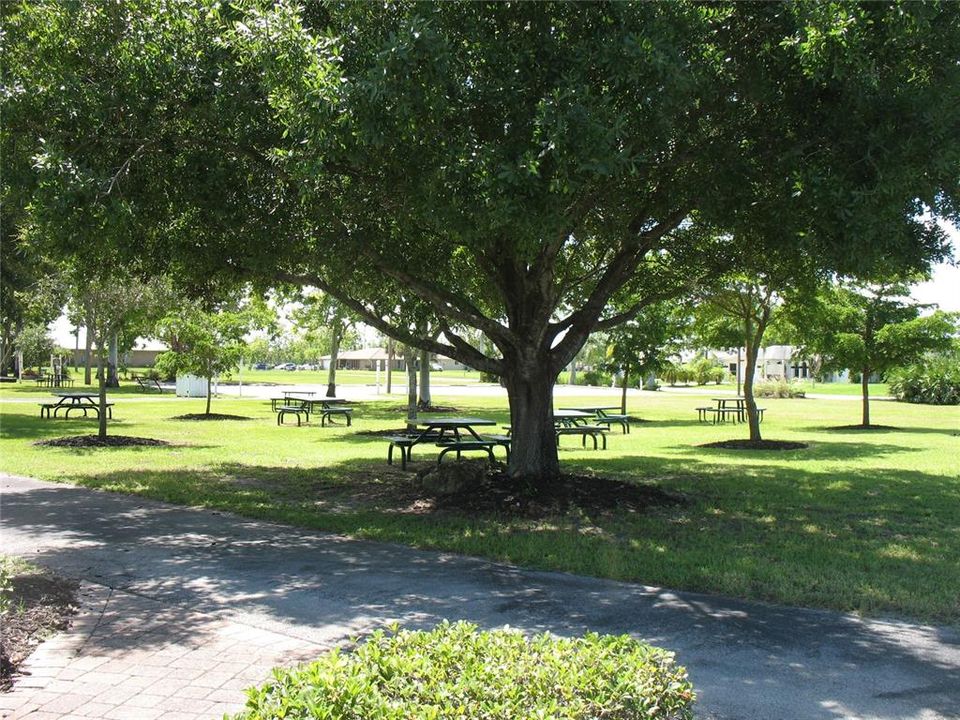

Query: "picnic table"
(385, 417), (507, 469)
(552, 410), (609, 449)
(270, 391), (328, 411)
(552, 409), (595, 426)
(274, 395), (355, 426)
(39, 391), (113, 419)
(34, 372), (75, 389)
(558, 405), (631, 433)
(696, 397), (764, 424)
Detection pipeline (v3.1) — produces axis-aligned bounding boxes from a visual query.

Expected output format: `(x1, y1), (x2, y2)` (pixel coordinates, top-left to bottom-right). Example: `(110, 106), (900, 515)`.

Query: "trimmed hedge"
(234, 621), (695, 720)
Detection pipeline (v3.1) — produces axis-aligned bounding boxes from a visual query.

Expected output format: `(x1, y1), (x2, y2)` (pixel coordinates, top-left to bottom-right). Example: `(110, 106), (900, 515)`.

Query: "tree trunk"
(97, 351), (108, 439)
(106, 333), (120, 387)
(569, 359), (578, 385)
(743, 331), (763, 443)
(206, 372), (213, 415)
(861, 367), (871, 427)
(0, 321), (12, 376)
(620, 361), (630, 416)
(386, 339), (394, 394)
(503, 362), (561, 488)
(404, 347), (418, 432)
(326, 323), (341, 397)
(84, 328), (92, 385)
(418, 349), (431, 409)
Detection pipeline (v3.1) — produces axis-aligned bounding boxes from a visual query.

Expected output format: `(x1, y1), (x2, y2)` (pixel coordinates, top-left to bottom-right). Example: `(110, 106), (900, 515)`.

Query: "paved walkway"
(1, 474), (958, 720)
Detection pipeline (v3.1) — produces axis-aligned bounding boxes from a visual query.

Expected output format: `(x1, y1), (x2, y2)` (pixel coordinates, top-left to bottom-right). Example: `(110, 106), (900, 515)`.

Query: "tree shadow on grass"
(2, 473), (959, 720)
(802, 424), (960, 436)
(0, 413), (136, 441)
(668, 437), (926, 462)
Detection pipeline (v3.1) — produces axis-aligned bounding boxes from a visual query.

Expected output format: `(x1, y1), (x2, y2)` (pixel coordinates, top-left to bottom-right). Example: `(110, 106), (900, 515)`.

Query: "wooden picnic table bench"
(40, 392), (114, 419)
(555, 424), (608, 449)
(277, 405), (309, 426)
(132, 374), (163, 393)
(319, 406), (353, 427)
(385, 418), (504, 470)
(559, 406), (631, 434)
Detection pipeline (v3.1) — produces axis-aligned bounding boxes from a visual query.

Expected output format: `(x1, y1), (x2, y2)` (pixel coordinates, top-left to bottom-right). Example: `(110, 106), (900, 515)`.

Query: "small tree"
(67, 274), (169, 438)
(156, 299), (270, 416)
(797, 280), (957, 426)
(14, 324), (54, 375)
(293, 293), (357, 398)
(601, 302), (686, 414)
(693, 276), (782, 442)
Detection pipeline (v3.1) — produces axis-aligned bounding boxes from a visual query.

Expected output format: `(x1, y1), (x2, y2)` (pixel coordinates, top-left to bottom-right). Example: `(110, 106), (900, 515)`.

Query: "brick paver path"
(2, 473), (959, 720)
(1, 582), (321, 720)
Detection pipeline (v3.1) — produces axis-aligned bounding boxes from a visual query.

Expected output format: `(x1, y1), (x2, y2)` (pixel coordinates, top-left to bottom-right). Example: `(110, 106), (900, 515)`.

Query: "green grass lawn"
(228, 367), (485, 386)
(1, 381), (958, 624)
(794, 381), (890, 396)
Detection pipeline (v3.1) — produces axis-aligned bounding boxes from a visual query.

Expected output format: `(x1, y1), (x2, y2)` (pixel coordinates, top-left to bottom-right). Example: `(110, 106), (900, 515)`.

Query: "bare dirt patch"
(1, 566), (79, 692)
(433, 471), (688, 518)
(34, 435), (170, 448)
(700, 439), (808, 451)
(824, 424), (898, 431)
(172, 413), (252, 421)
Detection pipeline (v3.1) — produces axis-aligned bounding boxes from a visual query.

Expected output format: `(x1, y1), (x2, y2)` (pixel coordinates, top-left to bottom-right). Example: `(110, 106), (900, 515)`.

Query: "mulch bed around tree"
(434, 471), (688, 518)
(172, 413), (252, 421)
(824, 424), (898, 431)
(385, 405), (461, 414)
(700, 439), (809, 451)
(355, 428), (422, 438)
(1, 567), (79, 692)
(34, 435), (170, 448)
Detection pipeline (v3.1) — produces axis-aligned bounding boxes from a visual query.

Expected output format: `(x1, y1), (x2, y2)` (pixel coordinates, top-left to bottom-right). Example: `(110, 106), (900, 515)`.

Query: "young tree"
(601, 301), (687, 415)
(794, 280), (958, 427)
(293, 293), (357, 397)
(156, 298), (271, 416)
(14, 324), (54, 375)
(693, 276), (783, 441)
(66, 273), (168, 439)
(6, 2), (958, 484)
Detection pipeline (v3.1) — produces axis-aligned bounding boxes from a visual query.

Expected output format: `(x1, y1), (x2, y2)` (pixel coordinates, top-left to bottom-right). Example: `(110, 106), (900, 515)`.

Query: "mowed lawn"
(1, 382), (958, 624)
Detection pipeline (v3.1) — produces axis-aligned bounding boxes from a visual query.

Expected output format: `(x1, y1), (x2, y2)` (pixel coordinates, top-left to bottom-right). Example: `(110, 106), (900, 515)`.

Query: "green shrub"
(753, 379), (806, 398)
(687, 357), (723, 386)
(233, 622), (694, 720)
(888, 352), (960, 405)
(479, 370), (501, 384)
(580, 369), (613, 386)
(661, 362), (691, 386)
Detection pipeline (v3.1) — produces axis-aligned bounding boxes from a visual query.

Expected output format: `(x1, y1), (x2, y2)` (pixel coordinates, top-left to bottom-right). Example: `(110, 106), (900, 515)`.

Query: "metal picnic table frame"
(40, 391), (112, 419)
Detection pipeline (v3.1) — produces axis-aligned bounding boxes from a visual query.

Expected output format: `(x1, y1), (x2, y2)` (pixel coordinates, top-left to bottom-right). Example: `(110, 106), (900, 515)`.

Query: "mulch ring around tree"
(34, 435), (170, 448)
(171, 413), (252, 421)
(700, 439), (808, 451)
(823, 424), (899, 431)
(1, 567), (79, 691)
(433, 470), (688, 518)
(387, 405), (461, 414)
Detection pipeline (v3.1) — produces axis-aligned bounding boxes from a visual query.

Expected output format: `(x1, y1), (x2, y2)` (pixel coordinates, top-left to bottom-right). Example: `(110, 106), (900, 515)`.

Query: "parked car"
(274, 362), (297, 371)
(297, 363), (318, 371)
(430, 362), (443, 371)
(252, 362), (268, 370)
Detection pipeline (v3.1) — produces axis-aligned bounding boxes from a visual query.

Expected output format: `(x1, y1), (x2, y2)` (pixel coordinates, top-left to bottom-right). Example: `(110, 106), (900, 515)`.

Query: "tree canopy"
(4, 1), (959, 482)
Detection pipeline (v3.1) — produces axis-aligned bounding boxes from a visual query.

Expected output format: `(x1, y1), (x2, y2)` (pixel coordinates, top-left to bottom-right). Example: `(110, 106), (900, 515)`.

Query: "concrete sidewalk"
(1, 474), (958, 720)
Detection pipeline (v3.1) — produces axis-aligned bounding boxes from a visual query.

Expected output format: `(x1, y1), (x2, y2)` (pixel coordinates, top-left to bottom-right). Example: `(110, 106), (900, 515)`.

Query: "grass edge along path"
(1, 388), (958, 625)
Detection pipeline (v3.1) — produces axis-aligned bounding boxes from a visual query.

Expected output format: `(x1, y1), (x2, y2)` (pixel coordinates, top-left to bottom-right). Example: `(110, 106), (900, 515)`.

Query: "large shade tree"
(5, 1), (959, 484)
